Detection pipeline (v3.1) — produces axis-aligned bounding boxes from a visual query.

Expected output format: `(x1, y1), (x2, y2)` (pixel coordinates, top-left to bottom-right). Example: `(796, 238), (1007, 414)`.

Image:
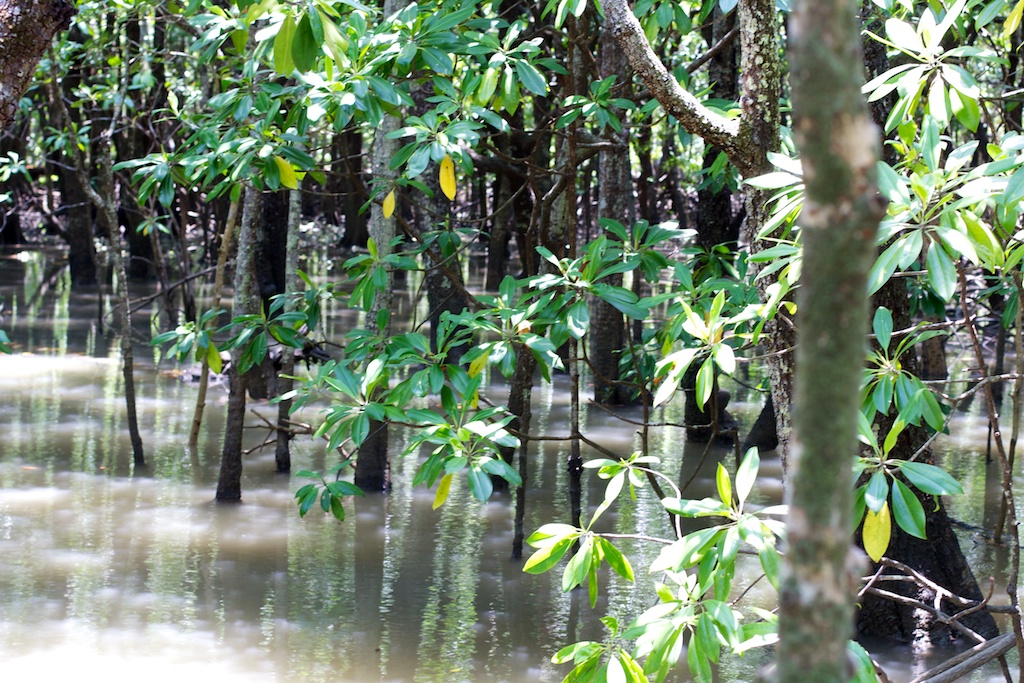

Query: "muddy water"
(0, 249), (1014, 682)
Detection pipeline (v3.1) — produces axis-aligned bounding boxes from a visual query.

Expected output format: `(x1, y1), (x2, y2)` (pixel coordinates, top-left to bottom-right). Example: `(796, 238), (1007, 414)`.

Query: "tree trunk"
(274, 189), (302, 473)
(217, 187), (262, 503)
(50, 29), (98, 287)
(776, 0), (887, 678)
(334, 128), (369, 249)
(590, 25), (634, 406)
(188, 198), (239, 454)
(695, 7), (740, 252)
(355, 2), (401, 492)
(605, 0), (787, 457)
(0, 0), (75, 131)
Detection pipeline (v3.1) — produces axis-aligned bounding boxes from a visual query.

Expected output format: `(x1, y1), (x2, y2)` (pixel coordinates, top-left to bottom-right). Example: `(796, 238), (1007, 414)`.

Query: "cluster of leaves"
(525, 449), (792, 683)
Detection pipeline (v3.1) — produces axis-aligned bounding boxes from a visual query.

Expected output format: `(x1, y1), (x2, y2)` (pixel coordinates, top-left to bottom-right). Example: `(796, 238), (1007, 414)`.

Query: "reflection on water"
(0, 249), (1017, 682)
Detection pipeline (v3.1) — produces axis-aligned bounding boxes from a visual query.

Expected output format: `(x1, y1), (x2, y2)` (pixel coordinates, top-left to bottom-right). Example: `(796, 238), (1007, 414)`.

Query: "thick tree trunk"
(0, 0), (75, 130)
(216, 362), (247, 502)
(606, 0), (788, 456)
(333, 128), (369, 249)
(695, 7), (740, 252)
(776, 0), (887, 679)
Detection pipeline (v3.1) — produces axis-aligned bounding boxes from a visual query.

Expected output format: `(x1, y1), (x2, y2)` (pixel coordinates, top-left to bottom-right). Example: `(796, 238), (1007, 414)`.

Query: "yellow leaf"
(468, 352), (488, 378)
(433, 473), (453, 510)
(1005, 0), (1024, 39)
(206, 343), (222, 374)
(273, 156), (298, 189)
(440, 154), (456, 201)
(382, 189), (396, 218)
(863, 501), (892, 562)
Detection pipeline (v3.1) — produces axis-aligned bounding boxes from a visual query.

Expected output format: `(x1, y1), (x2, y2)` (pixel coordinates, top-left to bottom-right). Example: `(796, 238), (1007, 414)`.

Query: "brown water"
(0, 249), (1015, 682)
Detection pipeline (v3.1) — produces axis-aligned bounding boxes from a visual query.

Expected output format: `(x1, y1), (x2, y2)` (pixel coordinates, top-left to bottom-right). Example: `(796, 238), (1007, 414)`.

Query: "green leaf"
(864, 470), (889, 513)
(515, 60), (548, 95)
(925, 243), (957, 302)
(885, 17), (923, 55)
(598, 538), (634, 582)
(715, 463), (732, 507)
(695, 356), (714, 409)
(897, 461), (963, 495)
(663, 497), (731, 517)
(467, 465), (494, 502)
(650, 527), (721, 572)
(292, 13), (319, 72)
(882, 418), (905, 457)
(735, 447), (759, 505)
(758, 544), (781, 591)
(873, 306), (893, 353)
(274, 15), (297, 75)
(891, 478), (927, 539)
(206, 342), (222, 374)
(523, 535), (575, 574)
(566, 300), (589, 339)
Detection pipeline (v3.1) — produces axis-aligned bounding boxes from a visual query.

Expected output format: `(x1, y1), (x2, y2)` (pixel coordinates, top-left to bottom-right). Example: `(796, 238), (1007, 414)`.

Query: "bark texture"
(274, 189), (302, 473)
(0, 0), (74, 130)
(591, 25), (634, 406)
(355, 7), (401, 492)
(217, 188), (262, 502)
(776, 0), (886, 679)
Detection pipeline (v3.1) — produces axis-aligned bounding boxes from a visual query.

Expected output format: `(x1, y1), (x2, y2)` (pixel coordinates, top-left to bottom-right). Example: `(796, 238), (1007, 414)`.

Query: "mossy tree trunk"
(776, 0), (886, 678)
(274, 189), (302, 473)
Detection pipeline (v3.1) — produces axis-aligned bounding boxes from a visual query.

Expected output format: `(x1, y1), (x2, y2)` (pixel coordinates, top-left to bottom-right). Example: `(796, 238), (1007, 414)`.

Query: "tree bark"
(591, 25), (634, 406)
(354, 0), (401, 492)
(188, 198), (239, 454)
(776, 0), (887, 679)
(274, 189), (302, 473)
(217, 187), (262, 503)
(0, 0), (75, 130)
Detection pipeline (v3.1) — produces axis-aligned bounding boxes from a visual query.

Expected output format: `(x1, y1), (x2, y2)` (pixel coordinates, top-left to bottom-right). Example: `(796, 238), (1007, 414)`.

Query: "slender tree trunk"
(556, 14), (584, 526)
(217, 188), (261, 502)
(274, 189), (302, 473)
(355, 0), (401, 491)
(102, 160), (145, 468)
(50, 44), (144, 467)
(188, 198), (239, 454)
(777, 0), (886, 678)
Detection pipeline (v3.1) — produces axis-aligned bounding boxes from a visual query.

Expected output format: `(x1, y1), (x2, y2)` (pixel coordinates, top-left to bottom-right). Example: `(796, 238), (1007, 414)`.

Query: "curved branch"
(602, 0), (740, 158)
